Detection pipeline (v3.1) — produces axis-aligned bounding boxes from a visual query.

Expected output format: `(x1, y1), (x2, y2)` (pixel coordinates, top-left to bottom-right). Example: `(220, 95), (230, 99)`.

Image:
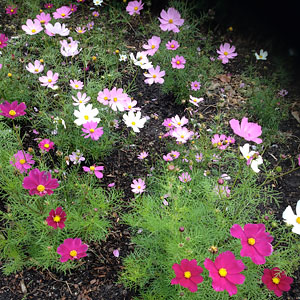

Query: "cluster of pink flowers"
(163, 150), (180, 162)
(211, 134), (235, 150)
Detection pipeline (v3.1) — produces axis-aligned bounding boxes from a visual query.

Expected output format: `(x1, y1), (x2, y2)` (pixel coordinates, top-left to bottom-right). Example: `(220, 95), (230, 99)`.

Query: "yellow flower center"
(78, 30), (83, 33)
(113, 97), (118, 102)
(177, 122), (181, 125)
(9, 110), (16, 116)
(104, 96), (108, 100)
(44, 143), (50, 148)
(90, 166), (95, 171)
(61, 13), (66, 17)
(31, 29), (36, 33)
(90, 128), (95, 133)
(75, 84), (79, 88)
(248, 238), (256, 245)
(272, 277), (280, 285)
(224, 51), (228, 56)
(151, 45), (155, 49)
(180, 135), (184, 138)
(35, 68), (39, 72)
(246, 155), (250, 159)
(84, 115), (89, 120)
(0, 42), (2, 45)
(171, 44), (174, 48)
(132, 121), (136, 125)
(11, 9), (14, 12)
(48, 79), (52, 83)
(193, 99), (197, 102)
(70, 250), (77, 257)
(296, 217), (300, 224)
(137, 185), (141, 189)
(53, 215), (61, 222)
(184, 271), (191, 279)
(153, 74), (157, 78)
(218, 268), (227, 277)
(40, 59), (44, 63)
(37, 184), (45, 192)
(176, 60), (180, 65)
(8, 73), (12, 77)
(169, 19), (173, 23)
(79, 100), (83, 103)
(217, 142), (222, 146)
(259, 55), (263, 58)
(40, 20), (45, 24)
(168, 123), (171, 126)
(194, 84), (198, 87)
(19, 159), (26, 164)
(134, 6), (138, 10)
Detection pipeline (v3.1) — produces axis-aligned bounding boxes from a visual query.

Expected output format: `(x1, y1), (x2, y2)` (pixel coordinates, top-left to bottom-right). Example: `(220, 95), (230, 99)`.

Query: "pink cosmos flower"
(131, 178), (146, 194)
(191, 81), (201, 91)
(76, 26), (86, 34)
(108, 182), (115, 188)
(92, 11), (99, 17)
(124, 99), (140, 112)
(46, 207), (66, 229)
(0, 101), (26, 119)
(179, 172), (191, 183)
(0, 34), (9, 48)
(44, 3), (53, 9)
(69, 4), (78, 13)
(35, 12), (51, 25)
(22, 168), (59, 196)
(211, 134), (235, 150)
(81, 121), (103, 140)
(70, 79), (84, 90)
(171, 115), (188, 128)
(138, 151), (148, 160)
(162, 118), (174, 129)
(72, 92), (91, 106)
(77, 0), (85, 2)
(170, 151), (180, 159)
(109, 87), (130, 112)
(171, 127), (193, 143)
(262, 267), (293, 297)
(53, 6), (72, 19)
(166, 40), (179, 50)
(6, 6), (18, 15)
(39, 70), (59, 88)
(57, 238), (88, 263)
(39, 138), (55, 152)
(298, 154), (300, 166)
(158, 7), (184, 33)
(45, 22), (70, 36)
(217, 43), (237, 64)
(230, 223), (273, 265)
(142, 36), (161, 56)
(97, 88), (111, 106)
(171, 55), (186, 69)
(22, 19), (43, 35)
(144, 66), (165, 85)
(26, 60), (44, 74)
(126, 0), (144, 15)
(10, 150), (35, 173)
(171, 259), (203, 292)
(163, 154), (173, 162)
(229, 117), (262, 144)
(189, 95), (204, 107)
(83, 165), (104, 179)
(204, 251), (245, 296)
(86, 22), (94, 30)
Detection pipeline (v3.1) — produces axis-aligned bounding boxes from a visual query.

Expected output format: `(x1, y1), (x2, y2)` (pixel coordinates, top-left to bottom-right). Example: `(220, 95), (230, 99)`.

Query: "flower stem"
(12, 120), (27, 163)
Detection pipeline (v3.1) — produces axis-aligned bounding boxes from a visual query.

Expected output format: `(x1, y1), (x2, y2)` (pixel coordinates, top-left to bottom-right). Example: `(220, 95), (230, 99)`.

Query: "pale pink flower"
(81, 121), (103, 140)
(144, 66), (165, 85)
(76, 26), (86, 34)
(70, 79), (84, 90)
(97, 88), (111, 106)
(109, 87), (130, 112)
(124, 99), (140, 112)
(158, 7), (184, 33)
(45, 22), (70, 36)
(39, 70), (59, 88)
(166, 40), (179, 50)
(171, 127), (194, 143)
(22, 19), (43, 35)
(86, 22), (94, 30)
(171, 115), (188, 128)
(179, 172), (191, 183)
(60, 37), (81, 57)
(10, 150), (35, 173)
(163, 154), (173, 162)
(126, 0), (144, 15)
(113, 249), (120, 257)
(72, 92), (90, 106)
(53, 6), (72, 19)
(92, 11), (100, 17)
(171, 55), (186, 69)
(26, 60), (44, 74)
(211, 134), (235, 150)
(138, 151), (148, 160)
(35, 12), (51, 25)
(170, 151), (180, 159)
(191, 81), (201, 91)
(189, 95), (204, 107)
(217, 43), (237, 64)
(142, 36), (161, 56)
(131, 178), (146, 194)
(83, 165), (104, 179)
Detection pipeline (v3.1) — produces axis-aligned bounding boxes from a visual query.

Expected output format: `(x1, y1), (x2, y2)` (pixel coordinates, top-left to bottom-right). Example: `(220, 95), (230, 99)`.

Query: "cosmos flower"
(211, 134), (235, 150)
(171, 55), (186, 69)
(255, 49), (268, 60)
(109, 87), (130, 112)
(158, 7), (184, 33)
(171, 127), (194, 143)
(35, 12), (51, 25)
(126, 0), (144, 15)
(44, 3), (53, 9)
(81, 121), (103, 140)
(10, 150), (35, 173)
(69, 150), (85, 165)
(179, 172), (191, 183)
(97, 88), (111, 106)
(22, 19), (43, 35)
(170, 115), (188, 128)
(282, 200), (300, 235)
(240, 144), (263, 173)
(57, 238), (88, 263)
(123, 110), (147, 133)
(53, 6), (72, 19)
(39, 138), (55, 152)
(6, 6), (18, 15)
(39, 70), (59, 88)
(69, 4), (78, 13)
(46, 207), (66, 229)
(74, 103), (100, 126)
(92, 11), (99, 17)
(131, 178), (146, 194)
(93, 0), (103, 6)
(142, 36), (161, 56)
(217, 43), (237, 64)
(166, 40), (180, 50)
(26, 60), (44, 74)
(144, 65), (165, 85)
(191, 80), (201, 91)
(45, 22), (70, 36)
(83, 165), (104, 179)
(70, 79), (84, 90)
(130, 52), (153, 69)
(72, 92), (91, 106)
(189, 95), (204, 107)
(60, 37), (81, 57)
(0, 34), (9, 48)
(76, 26), (86, 34)
(0, 100), (26, 119)
(138, 151), (148, 160)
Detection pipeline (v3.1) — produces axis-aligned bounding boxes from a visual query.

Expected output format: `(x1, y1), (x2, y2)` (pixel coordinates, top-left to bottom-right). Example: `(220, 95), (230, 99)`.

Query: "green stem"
(12, 120), (27, 163)
(231, 157), (243, 190)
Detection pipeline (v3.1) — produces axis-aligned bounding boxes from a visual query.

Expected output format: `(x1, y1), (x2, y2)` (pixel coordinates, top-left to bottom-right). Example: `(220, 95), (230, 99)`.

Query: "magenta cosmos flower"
(171, 55), (186, 69)
(144, 66), (165, 85)
(217, 43), (237, 64)
(262, 268), (293, 297)
(0, 101), (26, 119)
(26, 60), (44, 74)
(6, 6), (18, 15)
(166, 40), (180, 50)
(46, 207), (66, 229)
(0, 34), (9, 48)
(22, 19), (43, 35)
(57, 238), (88, 263)
(191, 80), (201, 91)
(126, 1), (144, 15)
(131, 178), (146, 194)
(39, 70), (59, 88)
(39, 138), (55, 152)
(142, 36), (161, 56)
(35, 12), (51, 25)
(44, 3), (53, 9)
(69, 4), (78, 13)
(10, 150), (35, 173)
(229, 117), (262, 144)
(53, 6), (72, 19)
(70, 79), (84, 90)
(171, 259), (204, 292)
(83, 165), (104, 179)
(230, 223), (273, 265)
(22, 168), (59, 196)
(158, 7), (184, 33)
(204, 251), (245, 296)
(81, 121), (103, 140)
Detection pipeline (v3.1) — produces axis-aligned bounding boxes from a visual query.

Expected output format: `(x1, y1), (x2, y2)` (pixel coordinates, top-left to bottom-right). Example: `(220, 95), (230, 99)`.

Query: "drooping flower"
(171, 115), (188, 128)
(76, 26), (86, 34)
(74, 103), (100, 126)
(26, 60), (44, 74)
(171, 127), (194, 143)
(10, 150), (35, 173)
(131, 178), (146, 194)
(0, 101), (26, 119)
(70, 79), (84, 90)
(189, 95), (204, 107)
(171, 259), (203, 292)
(262, 268), (293, 297)
(6, 6), (18, 15)
(179, 172), (191, 183)
(83, 165), (104, 179)
(211, 134), (235, 150)
(39, 138), (55, 152)
(53, 6), (72, 19)
(45, 22), (70, 36)
(81, 121), (103, 140)
(60, 37), (81, 57)
(158, 7), (184, 33)
(123, 110), (147, 133)
(230, 117), (262, 144)
(240, 144), (263, 173)
(203, 251), (245, 296)
(35, 12), (51, 25)
(22, 168), (59, 196)
(144, 65), (165, 85)
(282, 200), (300, 235)
(142, 36), (161, 56)
(72, 92), (91, 106)
(171, 55), (186, 69)
(57, 238), (88, 263)
(0, 34), (9, 48)
(126, 0), (144, 15)
(230, 223), (273, 264)
(255, 49), (268, 60)
(166, 40), (179, 50)
(138, 151), (148, 160)
(39, 70), (59, 88)
(22, 19), (43, 35)
(191, 81), (201, 91)
(46, 207), (66, 229)
(217, 43), (237, 64)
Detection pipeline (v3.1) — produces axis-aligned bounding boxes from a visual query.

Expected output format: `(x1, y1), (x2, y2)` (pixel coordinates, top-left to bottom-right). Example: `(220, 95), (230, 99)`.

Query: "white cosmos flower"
(282, 200), (300, 235)
(72, 92), (91, 106)
(240, 143), (263, 173)
(189, 95), (204, 107)
(45, 22), (70, 36)
(74, 103), (100, 126)
(130, 52), (153, 69)
(93, 0), (103, 5)
(255, 49), (268, 60)
(123, 110), (147, 133)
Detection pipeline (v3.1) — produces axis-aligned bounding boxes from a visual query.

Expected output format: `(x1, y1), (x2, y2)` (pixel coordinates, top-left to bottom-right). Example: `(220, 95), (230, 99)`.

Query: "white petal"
(282, 206), (296, 224)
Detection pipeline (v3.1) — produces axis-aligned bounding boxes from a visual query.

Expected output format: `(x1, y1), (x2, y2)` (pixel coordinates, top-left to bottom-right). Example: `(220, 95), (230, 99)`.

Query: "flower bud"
(179, 227), (185, 232)
(218, 178), (224, 185)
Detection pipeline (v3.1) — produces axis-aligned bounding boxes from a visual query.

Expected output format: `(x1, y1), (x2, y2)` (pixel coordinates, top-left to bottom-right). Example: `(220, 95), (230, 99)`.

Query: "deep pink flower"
(230, 223), (273, 265)
(46, 207), (66, 229)
(144, 66), (165, 85)
(81, 121), (103, 140)
(298, 154), (300, 166)
(262, 267), (293, 297)
(10, 150), (35, 173)
(126, 1), (144, 15)
(204, 251), (245, 296)
(131, 178), (146, 194)
(229, 117), (262, 144)
(6, 6), (17, 15)
(158, 7), (184, 33)
(166, 40), (179, 50)
(53, 6), (72, 19)
(83, 165), (104, 179)
(57, 238), (88, 263)
(77, 0), (85, 2)
(142, 36), (161, 56)
(191, 81), (201, 91)
(0, 100), (26, 119)
(44, 3), (54, 9)
(217, 43), (237, 64)
(22, 168), (59, 196)
(35, 12), (51, 25)
(70, 79), (84, 90)
(69, 4), (77, 13)
(171, 259), (204, 292)
(179, 172), (191, 183)
(171, 55), (186, 69)
(39, 138), (55, 152)
(0, 34), (9, 48)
